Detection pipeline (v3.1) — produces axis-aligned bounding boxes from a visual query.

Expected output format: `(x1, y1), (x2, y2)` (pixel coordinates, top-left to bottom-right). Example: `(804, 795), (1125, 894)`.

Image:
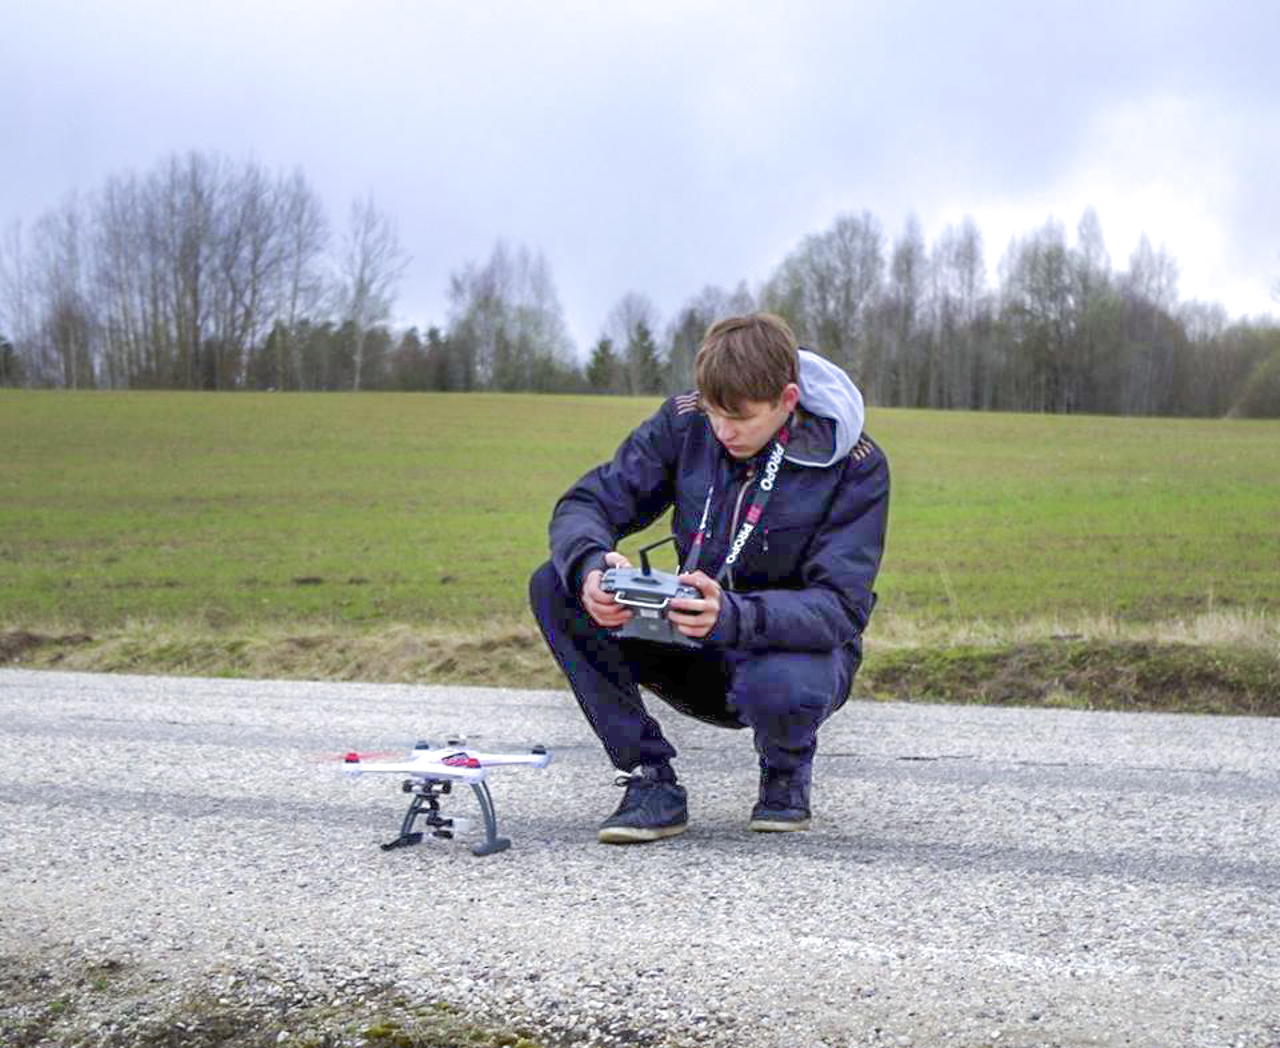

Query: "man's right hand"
(582, 551), (634, 629)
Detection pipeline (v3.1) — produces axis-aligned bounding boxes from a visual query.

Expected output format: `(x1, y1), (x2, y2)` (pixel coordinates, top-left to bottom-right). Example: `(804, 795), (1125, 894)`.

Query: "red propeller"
(313, 749), (404, 764)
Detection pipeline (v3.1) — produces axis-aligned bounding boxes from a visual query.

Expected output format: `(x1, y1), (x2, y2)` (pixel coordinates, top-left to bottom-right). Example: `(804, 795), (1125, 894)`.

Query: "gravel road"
(2, 667), (1278, 1048)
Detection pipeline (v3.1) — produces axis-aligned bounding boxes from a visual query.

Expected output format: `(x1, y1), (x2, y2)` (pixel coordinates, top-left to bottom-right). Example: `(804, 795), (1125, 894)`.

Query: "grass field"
(3, 390), (1279, 710)
(4, 389), (1279, 625)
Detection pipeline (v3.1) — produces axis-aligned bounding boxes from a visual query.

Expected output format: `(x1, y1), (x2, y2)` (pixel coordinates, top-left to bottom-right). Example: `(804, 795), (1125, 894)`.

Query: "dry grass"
(872, 607), (1280, 654)
(865, 610), (1280, 715)
(0, 617), (568, 690)
(5, 609), (1279, 716)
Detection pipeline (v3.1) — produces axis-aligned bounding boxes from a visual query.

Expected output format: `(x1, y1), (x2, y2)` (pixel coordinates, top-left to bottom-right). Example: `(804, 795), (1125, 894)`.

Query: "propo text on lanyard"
(681, 421), (791, 582)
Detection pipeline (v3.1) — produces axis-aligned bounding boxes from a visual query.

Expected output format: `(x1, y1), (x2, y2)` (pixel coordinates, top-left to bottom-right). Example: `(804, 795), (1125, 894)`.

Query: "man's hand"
(669, 570), (722, 639)
(582, 551), (634, 629)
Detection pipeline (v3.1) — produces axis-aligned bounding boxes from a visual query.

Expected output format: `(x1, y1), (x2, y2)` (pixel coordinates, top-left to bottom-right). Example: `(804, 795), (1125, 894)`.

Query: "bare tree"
(334, 194), (408, 391)
(998, 220), (1075, 411)
(605, 292), (663, 395)
(275, 171), (329, 389)
(93, 173), (145, 385)
(91, 166), (183, 387)
(447, 241), (576, 391)
(1126, 233), (1180, 312)
(160, 153), (222, 388)
(6, 152), (1277, 413)
(1179, 299), (1232, 415)
(883, 214), (929, 407)
(7, 151), (336, 391)
(664, 282), (754, 393)
(1121, 234), (1183, 414)
(932, 217), (989, 408)
(447, 243), (508, 390)
(761, 210), (884, 383)
(208, 161), (286, 388)
(31, 198), (96, 389)
(86, 157), (330, 390)
(513, 250), (576, 391)
(0, 220), (47, 384)
(1068, 207), (1122, 412)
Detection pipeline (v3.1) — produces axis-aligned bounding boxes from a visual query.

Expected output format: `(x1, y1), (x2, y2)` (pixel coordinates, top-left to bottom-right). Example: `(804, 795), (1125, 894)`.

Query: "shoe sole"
(598, 823), (688, 844)
(748, 817), (812, 832)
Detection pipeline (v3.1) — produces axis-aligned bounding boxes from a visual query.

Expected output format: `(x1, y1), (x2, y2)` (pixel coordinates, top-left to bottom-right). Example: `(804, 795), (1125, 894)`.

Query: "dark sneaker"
(749, 764), (811, 832)
(598, 765), (688, 844)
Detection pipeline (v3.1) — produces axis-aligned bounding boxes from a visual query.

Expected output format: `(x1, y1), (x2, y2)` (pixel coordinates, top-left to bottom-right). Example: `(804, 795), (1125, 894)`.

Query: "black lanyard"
(681, 419), (792, 581)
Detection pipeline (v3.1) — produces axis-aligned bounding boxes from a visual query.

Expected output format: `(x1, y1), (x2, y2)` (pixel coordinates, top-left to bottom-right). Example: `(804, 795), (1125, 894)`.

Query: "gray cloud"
(3, 0), (1276, 351)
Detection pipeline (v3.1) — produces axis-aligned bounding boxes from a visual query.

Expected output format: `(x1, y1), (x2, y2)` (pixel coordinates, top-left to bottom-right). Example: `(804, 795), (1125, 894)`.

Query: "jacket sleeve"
(548, 399), (683, 598)
(706, 447), (890, 652)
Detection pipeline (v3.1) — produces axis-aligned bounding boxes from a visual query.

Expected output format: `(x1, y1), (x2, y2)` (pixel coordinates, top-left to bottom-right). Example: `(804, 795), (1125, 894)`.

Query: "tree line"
(2, 150), (1278, 417)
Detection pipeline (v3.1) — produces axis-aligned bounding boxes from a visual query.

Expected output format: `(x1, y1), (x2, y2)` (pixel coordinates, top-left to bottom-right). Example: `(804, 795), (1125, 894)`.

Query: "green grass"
(877, 408), (1280, 621)
(2, 390), (630, 628)
(3, 389), (1279, 630)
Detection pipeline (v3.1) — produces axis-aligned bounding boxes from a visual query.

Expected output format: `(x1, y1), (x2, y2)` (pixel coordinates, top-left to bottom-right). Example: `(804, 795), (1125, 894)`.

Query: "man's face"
(703, 384), (800, 460)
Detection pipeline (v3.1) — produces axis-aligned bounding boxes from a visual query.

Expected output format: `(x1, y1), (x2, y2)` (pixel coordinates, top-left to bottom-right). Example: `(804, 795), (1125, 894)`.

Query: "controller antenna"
(635, 535), (678, 578)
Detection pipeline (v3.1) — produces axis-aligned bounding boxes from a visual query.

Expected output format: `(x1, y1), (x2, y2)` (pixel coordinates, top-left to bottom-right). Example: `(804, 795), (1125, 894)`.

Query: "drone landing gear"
(381, 778), (511, 857)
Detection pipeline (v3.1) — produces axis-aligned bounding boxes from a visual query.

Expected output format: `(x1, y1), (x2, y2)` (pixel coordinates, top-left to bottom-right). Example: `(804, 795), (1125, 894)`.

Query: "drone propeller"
(313, 749), (403, 764)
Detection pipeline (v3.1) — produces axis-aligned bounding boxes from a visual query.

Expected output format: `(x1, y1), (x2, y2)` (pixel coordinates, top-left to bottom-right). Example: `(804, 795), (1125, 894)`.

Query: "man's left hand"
(670, 571), (722, 639)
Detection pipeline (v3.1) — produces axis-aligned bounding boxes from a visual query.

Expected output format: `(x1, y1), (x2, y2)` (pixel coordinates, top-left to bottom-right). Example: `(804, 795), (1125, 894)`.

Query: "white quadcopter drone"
(342, 739), (552, 856)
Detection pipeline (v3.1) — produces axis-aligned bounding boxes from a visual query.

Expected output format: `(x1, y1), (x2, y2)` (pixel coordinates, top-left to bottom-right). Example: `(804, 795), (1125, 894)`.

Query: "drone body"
(344, 740), (552, 856)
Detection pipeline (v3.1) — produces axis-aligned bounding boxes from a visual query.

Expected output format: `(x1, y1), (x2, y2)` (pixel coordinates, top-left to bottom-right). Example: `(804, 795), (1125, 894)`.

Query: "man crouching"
(529, 312), (890, 842)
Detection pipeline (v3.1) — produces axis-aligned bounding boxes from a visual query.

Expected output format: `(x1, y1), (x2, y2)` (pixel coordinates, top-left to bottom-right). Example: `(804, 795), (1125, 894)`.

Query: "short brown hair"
(695, 312), (799, 412)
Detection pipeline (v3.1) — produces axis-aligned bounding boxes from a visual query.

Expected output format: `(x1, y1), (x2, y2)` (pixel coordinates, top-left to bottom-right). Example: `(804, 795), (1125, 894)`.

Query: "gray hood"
(786, 349), (865, 467)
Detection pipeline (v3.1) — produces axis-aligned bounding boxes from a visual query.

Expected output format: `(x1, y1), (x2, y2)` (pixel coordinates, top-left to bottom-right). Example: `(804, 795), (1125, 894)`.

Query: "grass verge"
(869, 640), (1280, 715)
(4, 610), (1278, 717)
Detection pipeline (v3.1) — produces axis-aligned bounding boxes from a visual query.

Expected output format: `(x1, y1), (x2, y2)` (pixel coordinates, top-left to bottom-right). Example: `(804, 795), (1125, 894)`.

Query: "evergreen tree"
(391, 327), (428, 390)
(0, 334), (22, 386)
(357, 325), (392, 390)
(422, 326), (452, 390)
(626, 321), (663, 395)
(587, 336), (620, 393)
(247, 322), (287, 390)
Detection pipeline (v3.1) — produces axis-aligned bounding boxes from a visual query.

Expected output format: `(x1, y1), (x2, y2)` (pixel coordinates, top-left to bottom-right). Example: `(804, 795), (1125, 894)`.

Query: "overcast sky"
(3, 0), (1277, 353)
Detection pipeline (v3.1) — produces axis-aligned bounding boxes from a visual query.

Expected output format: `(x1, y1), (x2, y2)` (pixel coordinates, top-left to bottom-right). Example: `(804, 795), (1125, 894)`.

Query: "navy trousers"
(529, 561), (858, 775)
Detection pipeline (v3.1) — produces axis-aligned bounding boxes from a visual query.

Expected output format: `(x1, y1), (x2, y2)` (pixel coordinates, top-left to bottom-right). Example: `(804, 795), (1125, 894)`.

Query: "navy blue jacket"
(549, 392), (890, 655)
